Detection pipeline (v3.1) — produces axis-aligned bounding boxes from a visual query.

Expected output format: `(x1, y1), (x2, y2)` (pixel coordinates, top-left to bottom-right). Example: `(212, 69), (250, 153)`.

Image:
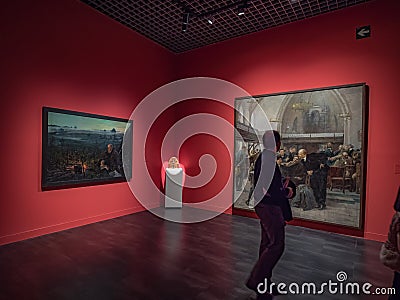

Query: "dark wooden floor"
(0, 211), (394, 300)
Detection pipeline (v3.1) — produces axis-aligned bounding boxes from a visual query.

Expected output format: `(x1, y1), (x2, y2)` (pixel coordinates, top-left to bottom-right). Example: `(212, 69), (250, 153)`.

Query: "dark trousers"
(247, 204), (285, 289)
(310, 171), (327, 206)
(389, 271), (400, 300)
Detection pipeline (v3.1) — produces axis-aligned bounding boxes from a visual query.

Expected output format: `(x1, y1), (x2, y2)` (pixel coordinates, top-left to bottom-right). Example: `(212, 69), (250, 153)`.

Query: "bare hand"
(286, 187), (293, 198)
(283, 177), (290, 188)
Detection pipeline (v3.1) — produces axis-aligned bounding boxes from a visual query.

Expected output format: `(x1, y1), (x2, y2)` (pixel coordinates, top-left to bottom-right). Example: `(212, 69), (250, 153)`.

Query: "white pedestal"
(165, 168), (183, 208)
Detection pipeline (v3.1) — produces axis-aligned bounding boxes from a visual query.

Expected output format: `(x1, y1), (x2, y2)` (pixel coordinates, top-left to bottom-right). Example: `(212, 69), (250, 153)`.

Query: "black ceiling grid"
(80, 0), (371, 53)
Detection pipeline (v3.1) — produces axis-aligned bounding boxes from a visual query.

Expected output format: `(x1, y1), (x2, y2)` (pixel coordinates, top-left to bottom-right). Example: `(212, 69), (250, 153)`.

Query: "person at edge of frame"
(381, 186), (400, 300)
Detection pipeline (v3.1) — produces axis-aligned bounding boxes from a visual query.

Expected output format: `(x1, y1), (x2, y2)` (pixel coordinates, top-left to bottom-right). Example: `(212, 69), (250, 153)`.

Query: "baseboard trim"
(183, 204), (233, 217)
(364, 232), (386, 242)
(0, 206), (145, 246)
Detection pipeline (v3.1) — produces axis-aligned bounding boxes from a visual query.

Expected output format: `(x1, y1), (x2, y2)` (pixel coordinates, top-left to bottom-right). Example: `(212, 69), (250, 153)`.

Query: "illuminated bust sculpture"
(163, 157), (184, 208)
(168, 156), (179, 169)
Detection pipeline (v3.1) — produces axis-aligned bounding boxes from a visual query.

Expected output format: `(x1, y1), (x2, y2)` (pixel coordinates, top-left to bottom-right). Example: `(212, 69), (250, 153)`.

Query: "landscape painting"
(42, 107), (133, 190)
(233, 84), (367, 229)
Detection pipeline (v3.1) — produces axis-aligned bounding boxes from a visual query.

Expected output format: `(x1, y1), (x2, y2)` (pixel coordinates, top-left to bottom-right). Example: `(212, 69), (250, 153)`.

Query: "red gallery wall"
(1, 0), (399, 245)
(175, 0), (400, 241)
(0, 0), (176, 245)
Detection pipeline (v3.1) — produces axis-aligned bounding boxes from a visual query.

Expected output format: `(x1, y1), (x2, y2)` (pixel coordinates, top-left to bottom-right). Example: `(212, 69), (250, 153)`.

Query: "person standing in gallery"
(380, 187), (400, 300)
(298, 148), (329, 210)
(246, 130), (294, 300)
(236, 144), (249, 191)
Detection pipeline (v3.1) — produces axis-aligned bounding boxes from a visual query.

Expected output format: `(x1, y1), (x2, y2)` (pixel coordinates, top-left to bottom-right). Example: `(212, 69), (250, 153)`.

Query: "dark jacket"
(253, 150), (293, 221)
(302, 152), (326, 169)
(301, 152), (329, 177)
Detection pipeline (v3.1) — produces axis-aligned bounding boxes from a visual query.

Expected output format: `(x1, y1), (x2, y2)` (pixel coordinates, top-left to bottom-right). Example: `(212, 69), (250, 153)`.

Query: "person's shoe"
(245, 278), (257, 292)
(247, 278), (283, 296)
(268, 282), (284, 296)
(318, 204), (326, 210)
(256, 293), (273, 300)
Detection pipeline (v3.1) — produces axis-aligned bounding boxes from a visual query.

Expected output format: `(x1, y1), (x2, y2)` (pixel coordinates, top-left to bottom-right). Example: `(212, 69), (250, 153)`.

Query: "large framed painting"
(233, 83), (368, 229)
(42, 107), (133, 190)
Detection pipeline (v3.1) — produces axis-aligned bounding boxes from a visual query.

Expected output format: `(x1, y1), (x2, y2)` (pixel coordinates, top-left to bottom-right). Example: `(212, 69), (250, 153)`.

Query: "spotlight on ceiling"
(182, 9), (190, 32)
(207, 17), (215, 25)
(182, 12), (190, 25)
(237, 1), (248, 16)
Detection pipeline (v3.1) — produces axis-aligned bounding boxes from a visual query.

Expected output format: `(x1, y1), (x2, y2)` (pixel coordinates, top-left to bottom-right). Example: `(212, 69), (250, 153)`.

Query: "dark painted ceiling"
(80, 0), (371, 53)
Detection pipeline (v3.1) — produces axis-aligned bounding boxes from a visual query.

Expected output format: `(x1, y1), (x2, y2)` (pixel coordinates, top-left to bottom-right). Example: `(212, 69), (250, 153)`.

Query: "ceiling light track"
(173, 0), (253, 32)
